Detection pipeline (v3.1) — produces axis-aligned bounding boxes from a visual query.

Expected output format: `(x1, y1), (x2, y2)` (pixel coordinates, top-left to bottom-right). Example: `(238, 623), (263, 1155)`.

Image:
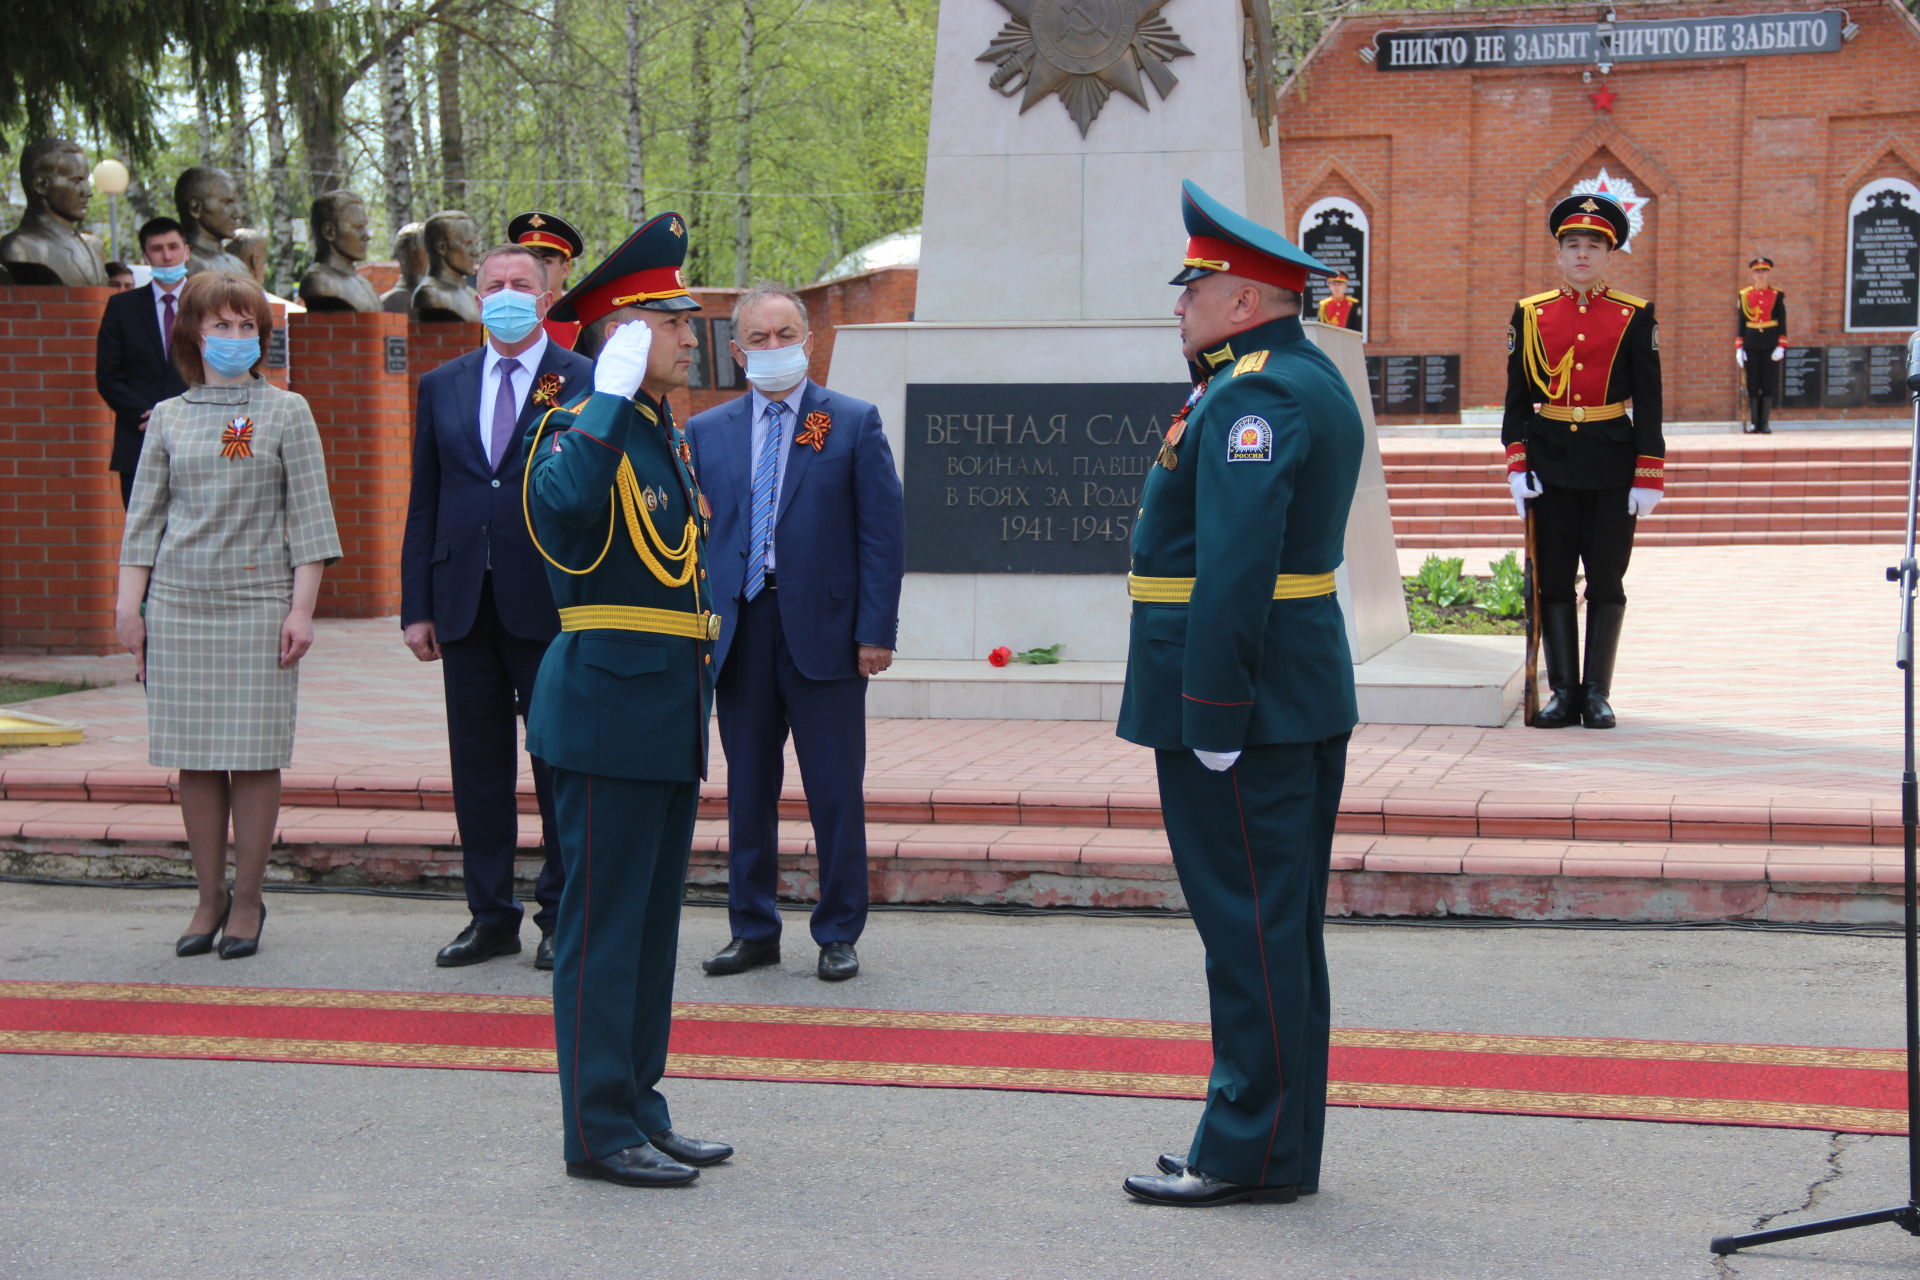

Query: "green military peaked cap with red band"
(1169, 179), (1333, 294)
(549, 211), (700, 326)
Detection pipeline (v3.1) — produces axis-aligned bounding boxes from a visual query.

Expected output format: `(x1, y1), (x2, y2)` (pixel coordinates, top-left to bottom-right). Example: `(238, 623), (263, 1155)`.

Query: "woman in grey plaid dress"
(116, 272), (342, 960)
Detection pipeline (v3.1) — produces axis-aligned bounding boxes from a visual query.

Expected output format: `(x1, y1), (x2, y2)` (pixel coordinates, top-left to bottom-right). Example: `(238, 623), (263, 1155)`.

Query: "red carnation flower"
(987, 646), (1013, 667)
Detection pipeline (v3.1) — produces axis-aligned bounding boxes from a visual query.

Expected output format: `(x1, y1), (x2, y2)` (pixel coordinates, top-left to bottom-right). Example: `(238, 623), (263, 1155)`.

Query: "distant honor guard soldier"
(1315, 272), (1361, 331)
(1735, 255), (1786, 434)
(1116, 181), (1364, 1208)
(1503, 192), (1664, 729)
(522, 213), (733, 1188)
(509, 210), (587, 350)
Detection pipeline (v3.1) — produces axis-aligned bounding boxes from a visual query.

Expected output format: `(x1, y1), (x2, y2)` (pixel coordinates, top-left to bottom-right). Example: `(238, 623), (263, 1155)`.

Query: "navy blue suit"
(687, 380), (904, 947)
(401, 338), (592, 937)
(95, 283), (188, 506)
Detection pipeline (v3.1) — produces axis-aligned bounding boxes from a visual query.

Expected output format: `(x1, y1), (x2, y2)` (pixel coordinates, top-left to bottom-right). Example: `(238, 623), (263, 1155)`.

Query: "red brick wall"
(1278, 0), (1920, 423)
(289, 311), (414, 618)
(0, 285), (122, 653)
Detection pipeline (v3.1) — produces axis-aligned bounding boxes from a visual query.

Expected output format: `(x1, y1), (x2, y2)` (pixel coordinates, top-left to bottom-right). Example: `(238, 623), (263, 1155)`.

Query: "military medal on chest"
(1158, 382), (1205, 471)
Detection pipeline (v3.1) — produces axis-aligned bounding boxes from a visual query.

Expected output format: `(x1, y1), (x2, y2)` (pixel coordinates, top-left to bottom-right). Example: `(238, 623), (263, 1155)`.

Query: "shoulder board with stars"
(1232, 351), (1270, 377)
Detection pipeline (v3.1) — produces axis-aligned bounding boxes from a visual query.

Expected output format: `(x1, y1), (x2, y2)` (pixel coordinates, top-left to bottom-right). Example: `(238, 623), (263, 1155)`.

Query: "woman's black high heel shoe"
(175, 886), (232, 957)
(217, 899), (267, 960)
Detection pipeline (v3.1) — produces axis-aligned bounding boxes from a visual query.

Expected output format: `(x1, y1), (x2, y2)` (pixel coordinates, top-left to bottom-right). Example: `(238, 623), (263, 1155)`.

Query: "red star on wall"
(1589, 84), (1618, 113)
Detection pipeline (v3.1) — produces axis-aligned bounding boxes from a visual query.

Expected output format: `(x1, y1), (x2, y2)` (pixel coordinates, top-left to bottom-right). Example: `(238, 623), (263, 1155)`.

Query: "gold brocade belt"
(1537, 402), (1626, 423)
(1743, 318), (1779, 329)
(559, 604), (722, 641)
(1128, 572), (1336, 603)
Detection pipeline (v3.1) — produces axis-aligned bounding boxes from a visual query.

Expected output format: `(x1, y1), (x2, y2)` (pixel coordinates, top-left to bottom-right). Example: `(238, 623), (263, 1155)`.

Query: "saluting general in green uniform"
(1117, 181), (1364, 1208)
(523, 213), (735, 1188)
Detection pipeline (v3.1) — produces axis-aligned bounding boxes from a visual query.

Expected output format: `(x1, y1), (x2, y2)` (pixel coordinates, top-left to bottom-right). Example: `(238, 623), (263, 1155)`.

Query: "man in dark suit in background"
(95, 218), (191, 507)
(401, 243), (592, 971)
(687, 283), (905, 983)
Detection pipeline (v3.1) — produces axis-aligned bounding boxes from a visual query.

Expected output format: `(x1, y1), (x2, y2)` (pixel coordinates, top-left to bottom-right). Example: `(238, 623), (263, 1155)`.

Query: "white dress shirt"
(477, 331), (551, 459)
(747, 379), (810, 573)
(152, 282), (183, 354)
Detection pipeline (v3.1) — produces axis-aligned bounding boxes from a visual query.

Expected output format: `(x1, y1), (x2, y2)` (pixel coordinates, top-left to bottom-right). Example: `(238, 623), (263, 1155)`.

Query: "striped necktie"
(744, 401), (785, 602)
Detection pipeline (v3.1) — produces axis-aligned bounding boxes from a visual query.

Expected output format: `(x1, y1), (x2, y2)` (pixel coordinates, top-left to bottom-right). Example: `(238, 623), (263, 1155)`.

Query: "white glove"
(1508, 471), (1543, 518)
(1771, 345), (1784, 362)
(593, 319), (653, 398)
(1194, 749), (1241, 772)
(1735, 347), (1747, 368)
(1627, 487), (1663, 517)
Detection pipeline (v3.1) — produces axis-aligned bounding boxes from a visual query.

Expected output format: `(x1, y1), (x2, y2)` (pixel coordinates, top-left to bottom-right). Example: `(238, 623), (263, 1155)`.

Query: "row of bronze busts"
(0, 138), (482, 322)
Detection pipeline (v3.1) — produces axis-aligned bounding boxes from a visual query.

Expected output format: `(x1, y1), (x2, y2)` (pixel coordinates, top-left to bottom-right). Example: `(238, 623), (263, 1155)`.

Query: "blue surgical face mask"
(151, 263), (188, 286)
(481, 288), (542, 344)
(202, 335), (260, 378)
(741, 340), (810, 393)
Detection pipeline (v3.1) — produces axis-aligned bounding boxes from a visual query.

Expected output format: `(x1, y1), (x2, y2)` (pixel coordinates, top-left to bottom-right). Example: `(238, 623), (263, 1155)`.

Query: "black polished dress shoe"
(216, 900), (267, 960)
(817, 941), (859, 981)
(703, 936), (780, 976)
(175, 886), (232, 957)
(535, 933), (555, 971)
(436, 922), (521, 968)
(1123, 1168), (1299, 1207)
(565, 1143), (698, 1188)
(1155, 1153), (1318, 1193)
(649, 1129), (733, 1167)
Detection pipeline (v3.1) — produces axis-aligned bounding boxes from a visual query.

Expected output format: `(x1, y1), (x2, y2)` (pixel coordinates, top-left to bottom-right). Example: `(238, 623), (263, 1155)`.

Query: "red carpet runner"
(0, 980), (1904, 1135)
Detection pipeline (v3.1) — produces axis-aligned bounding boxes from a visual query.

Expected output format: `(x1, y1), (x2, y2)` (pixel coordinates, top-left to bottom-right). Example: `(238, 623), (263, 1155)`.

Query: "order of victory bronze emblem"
(977, 0), (1193, 137)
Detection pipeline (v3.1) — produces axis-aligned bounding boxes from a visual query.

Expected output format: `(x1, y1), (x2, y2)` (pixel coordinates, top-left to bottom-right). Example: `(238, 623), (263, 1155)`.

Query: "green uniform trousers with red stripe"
(1156, 732), (1350, 1191)
(549, 767), (698, 1164)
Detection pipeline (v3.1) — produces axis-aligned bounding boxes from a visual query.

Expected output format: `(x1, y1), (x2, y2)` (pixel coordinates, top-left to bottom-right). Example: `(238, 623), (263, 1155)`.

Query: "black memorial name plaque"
(709, 318), (741, 390)
(1382, 355), (1422, 415)
(265, 328), (288, 370)
(383, 335), (407, 374)
(684, 317), (711, 389)
(1849, 186), (1920, 332)
(1301, 206), (1367, 332)
(904, 382), (1189, 574)
(1824, 345), (1867, 408)
(1866, 345), (1910, 407)
(1366, 355), (1385, 417)
(1780, 346), (1823, 409)
(1422, 354), (1461, 416)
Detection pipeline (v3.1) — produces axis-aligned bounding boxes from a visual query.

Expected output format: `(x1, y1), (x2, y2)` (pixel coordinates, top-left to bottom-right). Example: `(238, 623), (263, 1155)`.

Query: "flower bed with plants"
(1403, 552), (1527, 636)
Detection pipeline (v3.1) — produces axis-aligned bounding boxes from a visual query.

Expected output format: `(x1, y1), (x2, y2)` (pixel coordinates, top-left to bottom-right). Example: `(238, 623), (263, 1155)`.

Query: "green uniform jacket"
(1117, 314), (1363, 752)
(522, 389), (715, 781)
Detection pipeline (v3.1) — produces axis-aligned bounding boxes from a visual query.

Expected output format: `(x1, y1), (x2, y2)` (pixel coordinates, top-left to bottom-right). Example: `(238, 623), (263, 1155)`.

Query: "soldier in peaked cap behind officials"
(1735, 255), (1787, 434)
(1315, 272), (1361, 331)
(508, 210), (588, 349)
(521, 212), (733, 1189)
(1503, 192), (1665, 730)
(1115, 180), (1364, 1208)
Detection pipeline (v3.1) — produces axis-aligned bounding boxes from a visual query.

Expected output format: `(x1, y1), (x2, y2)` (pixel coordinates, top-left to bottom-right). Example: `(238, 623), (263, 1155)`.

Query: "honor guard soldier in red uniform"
(508, 210), (587, 350)
(1735, 256), (1787, 434)
(1503, 192), (1664, 729)
(1315, 272), (1361, 331)
(523, 213), (734, 1188)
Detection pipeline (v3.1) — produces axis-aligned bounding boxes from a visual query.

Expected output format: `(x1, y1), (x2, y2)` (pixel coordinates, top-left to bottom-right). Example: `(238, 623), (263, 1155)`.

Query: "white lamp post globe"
(91, 158), (130, 195)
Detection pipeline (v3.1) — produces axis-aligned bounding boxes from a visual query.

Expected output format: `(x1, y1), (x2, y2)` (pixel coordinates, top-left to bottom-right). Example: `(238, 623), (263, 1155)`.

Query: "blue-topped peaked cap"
(550, 211), (700, 325)
(1550, 192), (1631, 249)
(1170, 179), (1333, 292)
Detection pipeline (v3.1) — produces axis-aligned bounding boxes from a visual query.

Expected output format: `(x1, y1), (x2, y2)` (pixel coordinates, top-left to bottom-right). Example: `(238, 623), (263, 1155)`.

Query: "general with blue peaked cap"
(1117, 180), (1365, 1208)
(521, 211), (734, 1188)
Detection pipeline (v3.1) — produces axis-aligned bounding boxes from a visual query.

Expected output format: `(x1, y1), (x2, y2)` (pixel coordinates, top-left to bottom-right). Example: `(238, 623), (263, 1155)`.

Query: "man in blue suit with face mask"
(686, 282), (905, 983)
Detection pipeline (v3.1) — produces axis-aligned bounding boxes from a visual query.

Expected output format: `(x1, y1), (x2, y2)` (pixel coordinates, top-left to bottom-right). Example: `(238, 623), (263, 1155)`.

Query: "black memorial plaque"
(1365, 355), (1384, 417)
(1780, 346), (1822, 409)
(1381, 355), (1422, 415)
(1866, 345), (1910, 407)
(1301, 206), (1367, 331)
(708, 318), (741, 390)
(684, 317), (710, 389)
(1823, 345), (1866, 408)
(904, 382), (1189, 574)
(383, 335), (407, 374)
(1849, 186), (1920, 331)
(265, 328), (288, 370)
(1422, 355), (1461, 416)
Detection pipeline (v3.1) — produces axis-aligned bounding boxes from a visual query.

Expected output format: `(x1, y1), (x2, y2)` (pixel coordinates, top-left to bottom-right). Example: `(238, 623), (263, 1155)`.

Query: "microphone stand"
(1711, 331), (1920, 1256)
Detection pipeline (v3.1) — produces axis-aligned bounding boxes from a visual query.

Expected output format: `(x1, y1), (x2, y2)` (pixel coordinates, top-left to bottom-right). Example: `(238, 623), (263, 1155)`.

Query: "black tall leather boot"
(1581, 602), (1626, 729)
(1753, 393), (1771, 434)
(1532, 603), (1582, 728)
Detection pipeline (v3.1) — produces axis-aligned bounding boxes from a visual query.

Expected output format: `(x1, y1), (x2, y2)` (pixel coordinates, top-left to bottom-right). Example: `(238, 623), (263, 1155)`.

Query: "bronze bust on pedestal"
(298, 191), (382, 312)
(175, 166), (249, 276)
(0, 138), (107, 286)
(412, 210), (481, 323)
(382, 221), (425, 314)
